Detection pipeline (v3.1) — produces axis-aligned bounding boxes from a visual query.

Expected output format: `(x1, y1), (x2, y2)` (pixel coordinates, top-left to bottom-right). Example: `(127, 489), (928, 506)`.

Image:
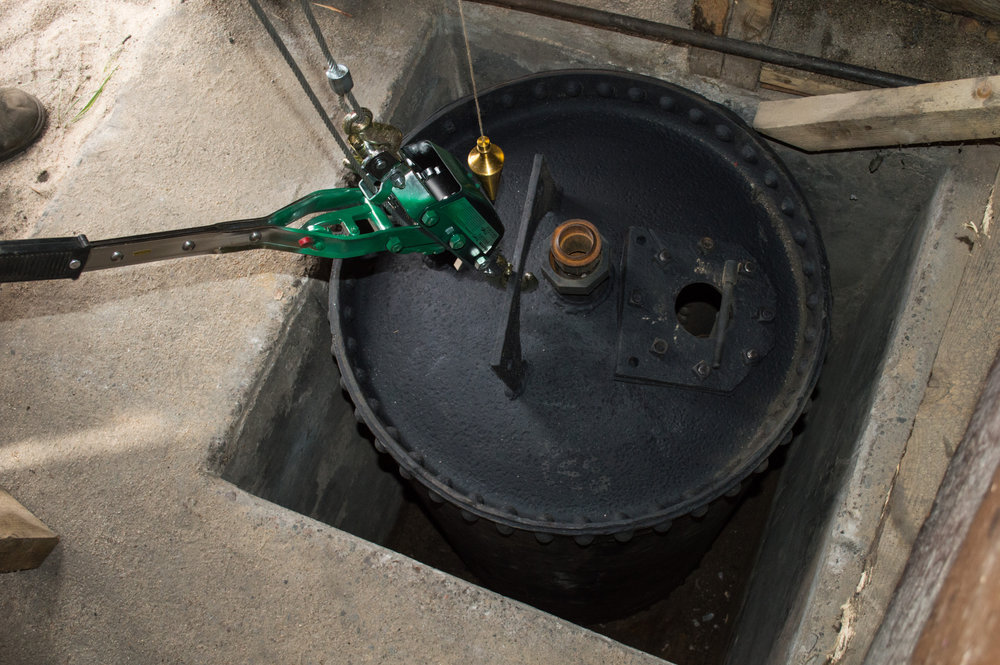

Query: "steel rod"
(466, 0), (925, 88)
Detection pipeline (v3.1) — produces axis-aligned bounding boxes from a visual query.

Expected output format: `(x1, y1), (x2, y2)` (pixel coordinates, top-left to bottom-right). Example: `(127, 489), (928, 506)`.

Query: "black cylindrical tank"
(330, 71), (829, 622)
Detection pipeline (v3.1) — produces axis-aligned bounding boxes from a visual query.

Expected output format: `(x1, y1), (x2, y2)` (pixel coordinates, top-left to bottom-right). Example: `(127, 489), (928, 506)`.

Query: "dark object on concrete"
(467, 0), (925, 88)
(331, 70), (830, 621)
(0, 88), (46, 162)
(0, 488), (58, 572)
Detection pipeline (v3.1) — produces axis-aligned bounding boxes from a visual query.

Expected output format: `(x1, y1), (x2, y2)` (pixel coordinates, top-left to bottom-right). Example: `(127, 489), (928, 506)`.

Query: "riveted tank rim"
(329, 69), (832, 537)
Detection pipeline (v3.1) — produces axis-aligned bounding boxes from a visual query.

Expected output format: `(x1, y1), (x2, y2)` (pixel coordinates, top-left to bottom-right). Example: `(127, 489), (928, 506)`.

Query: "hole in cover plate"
(675, 283), (723, 338)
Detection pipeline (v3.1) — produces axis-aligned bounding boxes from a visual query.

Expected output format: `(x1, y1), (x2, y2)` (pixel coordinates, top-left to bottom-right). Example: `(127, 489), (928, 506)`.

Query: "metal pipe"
(466, 0), (925, 88)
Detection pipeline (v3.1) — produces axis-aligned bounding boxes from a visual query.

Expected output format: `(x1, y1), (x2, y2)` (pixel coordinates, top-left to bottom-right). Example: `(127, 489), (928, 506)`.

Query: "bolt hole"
(635, 235), (646, 245)
(628, 356), (639, 367)
(675, 283), (725, 338)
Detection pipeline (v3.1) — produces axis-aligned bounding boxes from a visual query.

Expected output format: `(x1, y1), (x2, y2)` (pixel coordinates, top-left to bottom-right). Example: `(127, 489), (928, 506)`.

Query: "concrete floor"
(1, 0), (998, 663)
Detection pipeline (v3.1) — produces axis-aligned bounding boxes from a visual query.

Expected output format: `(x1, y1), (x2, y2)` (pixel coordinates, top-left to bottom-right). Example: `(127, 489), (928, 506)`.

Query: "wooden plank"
(719, 0), (775, 89)
(688, 0), (730, 78)
(0, 488), (59, 572)
(754, 74), (1000, 151)
(912, 458), (1000, 664)
(758, 65), (857, 96)
(864, 199), (1000, 663)
(866, 350), (1000, 664)
(906, 0), (1000, 22)
(849, 164), (1000, 663)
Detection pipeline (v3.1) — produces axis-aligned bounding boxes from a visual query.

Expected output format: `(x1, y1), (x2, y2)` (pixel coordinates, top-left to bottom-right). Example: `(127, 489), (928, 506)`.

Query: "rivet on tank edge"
(691, 505), (709, 518)
(496, 522), (514, 536)
(373, 439), (387, 453)
(533, 82), (547, 99)
(715, 125), (733, 142)
(781, 431), (794, 446)
(503, 505), (519, 517)
(368, 398), (380, 414)
(338, 376), (348, 391)
(428, 490), (444, 504)
(574, 534), (595, 546)
(725, 483), (741, 498)
(534, 531), (555, 544)
(472, 493), (485, 505)
(798, 359), (811, 376)
(461, 510), (478, 523)
(352, 407), (363, 422)
(754, 459), (770, 474)
(627, 86), (645, 102)
(654, 520), (673, 534)
(794, 229), (808, 246)
(740, 145), (758, 163)
(780, 198), (795, 215)
(764, 170), (779, 188)
(806, 293), (819, 309)
(803, 261), (816, 276)
(614, 530), (634, 543)
(596, 81), (613, 97)
(565, 80), (582, 97)
(346, 337), (358, 352)
(410, 452), (424, 466)
(688, 108), (705, 124)
(805, 326), (817, 343)
(385, 426), (400, 440)
(399, 466), (412, 480)
(441, 477), (453, 488)
(659, 95), (675, 111)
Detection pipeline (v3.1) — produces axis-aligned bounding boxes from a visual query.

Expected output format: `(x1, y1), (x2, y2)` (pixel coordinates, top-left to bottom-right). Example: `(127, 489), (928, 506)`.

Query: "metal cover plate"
(615, 227), (776, 392)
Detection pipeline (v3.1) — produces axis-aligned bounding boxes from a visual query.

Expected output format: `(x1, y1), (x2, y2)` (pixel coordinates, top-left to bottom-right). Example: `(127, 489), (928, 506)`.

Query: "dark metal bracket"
(490, 154), (559, 397)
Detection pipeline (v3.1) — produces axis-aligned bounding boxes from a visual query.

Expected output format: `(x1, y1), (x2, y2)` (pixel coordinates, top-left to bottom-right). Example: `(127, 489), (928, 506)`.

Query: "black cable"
(298, 0), (363, 113)
(467, 0), (925, 88)
(246, 0), (373, 188)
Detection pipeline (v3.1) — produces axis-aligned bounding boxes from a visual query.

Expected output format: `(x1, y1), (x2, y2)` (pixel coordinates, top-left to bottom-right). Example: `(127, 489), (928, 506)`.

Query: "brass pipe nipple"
(468, 135), (504, 201)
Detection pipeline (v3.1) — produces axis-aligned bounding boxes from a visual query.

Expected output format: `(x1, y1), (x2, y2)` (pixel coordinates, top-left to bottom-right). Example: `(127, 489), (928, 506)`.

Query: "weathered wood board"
(754, 74), (1000, 151)
(0, 488), (59, 572)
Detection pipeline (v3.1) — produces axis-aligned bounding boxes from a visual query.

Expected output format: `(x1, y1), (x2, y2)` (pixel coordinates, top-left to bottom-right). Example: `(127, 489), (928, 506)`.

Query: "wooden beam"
(758, 65), (858, 97)
(905, 0), (1000, 23)
(719, 0), (775, 89)
(913, 457), (1000, 664)
(688, 0), (730, 78)
(865, 347), (1000, 663)
(0, 489), (59, 572)
(754, 74), (1000, 151)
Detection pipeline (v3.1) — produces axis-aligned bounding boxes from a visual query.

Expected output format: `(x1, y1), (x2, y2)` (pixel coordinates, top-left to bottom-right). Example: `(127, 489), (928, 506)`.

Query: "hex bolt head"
(650, 338), (669, 356)
(448, 234), (466, 250)
(423, 211), (439, 227)
(757, 307), (775, 322)
(657, 249), (670, 263)
(699, 237), (715, 253)
(693, 360), (711, 379)
(629, 289), (643, 305)
(741, 260), (756, 275)
(743, 348), (760, 364)
(386, 237), (403, 253)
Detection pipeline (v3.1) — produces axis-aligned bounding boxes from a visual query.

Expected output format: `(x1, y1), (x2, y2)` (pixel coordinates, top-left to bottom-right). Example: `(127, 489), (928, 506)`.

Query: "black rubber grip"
(0, 235), (91, 283)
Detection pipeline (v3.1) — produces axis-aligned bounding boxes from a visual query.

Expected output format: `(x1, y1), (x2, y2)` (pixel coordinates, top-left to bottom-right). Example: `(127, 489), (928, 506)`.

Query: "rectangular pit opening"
(217, 10), (993, 665)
